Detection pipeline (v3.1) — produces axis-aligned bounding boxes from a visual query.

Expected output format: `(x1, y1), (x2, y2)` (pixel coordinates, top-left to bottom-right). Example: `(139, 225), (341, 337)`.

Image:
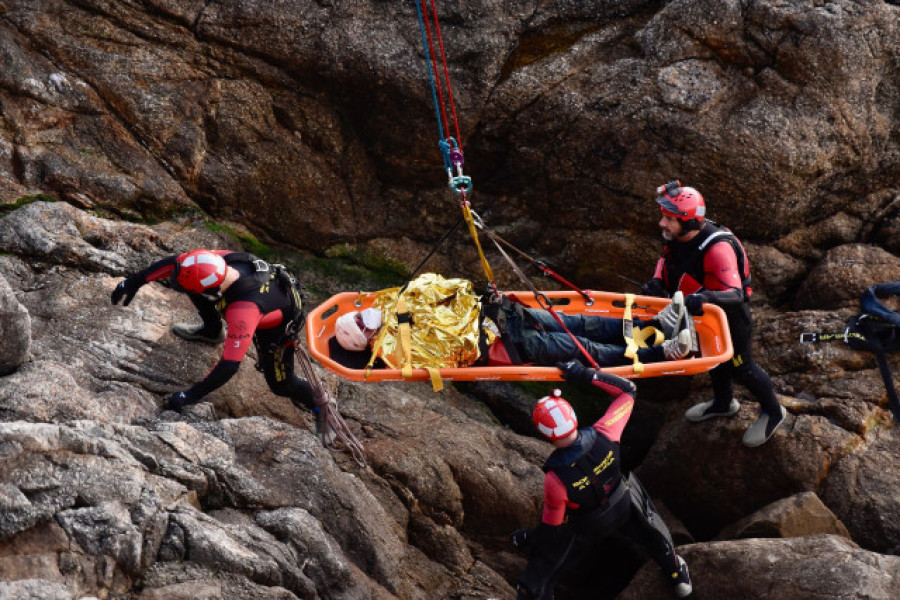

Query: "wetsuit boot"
(173, 319), (227, 344)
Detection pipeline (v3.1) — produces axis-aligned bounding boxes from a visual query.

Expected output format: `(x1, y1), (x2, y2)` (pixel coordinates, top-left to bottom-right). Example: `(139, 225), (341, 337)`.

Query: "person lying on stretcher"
(329, 284), (698, 370)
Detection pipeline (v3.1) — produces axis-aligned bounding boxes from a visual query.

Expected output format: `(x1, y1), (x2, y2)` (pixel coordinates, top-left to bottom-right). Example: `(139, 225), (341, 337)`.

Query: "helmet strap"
(168, 263), (187, 293)
(680, 218), (703, 232)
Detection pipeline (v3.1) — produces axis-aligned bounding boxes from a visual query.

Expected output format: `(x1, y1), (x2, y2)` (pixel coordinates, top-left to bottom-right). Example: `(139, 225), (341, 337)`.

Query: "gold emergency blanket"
(371, 273), (483, 369)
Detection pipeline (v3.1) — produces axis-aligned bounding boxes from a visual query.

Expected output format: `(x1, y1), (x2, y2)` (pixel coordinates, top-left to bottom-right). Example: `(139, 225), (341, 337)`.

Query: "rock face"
(715, 491), (851, 541)
(619, 534), (900, 600)
(0, 201), (896, 599)
(0, 1), (896, 293)
(0, 0), (898, 597)
(0, 273), (30, 375)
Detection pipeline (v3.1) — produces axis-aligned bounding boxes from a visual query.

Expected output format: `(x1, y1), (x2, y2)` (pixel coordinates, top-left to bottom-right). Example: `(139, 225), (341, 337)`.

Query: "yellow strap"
(461, 202), (494, 283)
(634, 326), (664, 348)
(397, 296), (414, 378)
(623, 293), (637, 358)
(364, 330), (385, 380)
(622, 293), (645, 373)
(426, 367), (444, 392)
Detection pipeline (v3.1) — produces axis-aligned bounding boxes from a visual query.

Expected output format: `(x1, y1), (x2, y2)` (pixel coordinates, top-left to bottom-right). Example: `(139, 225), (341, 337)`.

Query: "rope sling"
(409, 0), (612, 372)
(295, 343), (368, 466)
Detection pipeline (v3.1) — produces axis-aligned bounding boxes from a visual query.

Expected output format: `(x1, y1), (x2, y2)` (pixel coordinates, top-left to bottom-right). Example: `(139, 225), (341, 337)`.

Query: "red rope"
(418, 0), (452, 141)
(537, 263), (592, 304)
(543, 306), (601, 370)
(427, 0), (462, 146)
(486, 231), (601, 370)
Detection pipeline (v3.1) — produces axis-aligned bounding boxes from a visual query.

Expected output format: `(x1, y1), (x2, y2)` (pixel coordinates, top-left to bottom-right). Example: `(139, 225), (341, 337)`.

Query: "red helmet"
(172, 250), (227, 294)
(532, 390), (578, 441)
(656, 180), (706, 231)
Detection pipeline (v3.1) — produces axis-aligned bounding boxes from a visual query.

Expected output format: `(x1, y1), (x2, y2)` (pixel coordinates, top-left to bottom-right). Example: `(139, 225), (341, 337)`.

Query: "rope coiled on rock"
(296, 343), (367, 467)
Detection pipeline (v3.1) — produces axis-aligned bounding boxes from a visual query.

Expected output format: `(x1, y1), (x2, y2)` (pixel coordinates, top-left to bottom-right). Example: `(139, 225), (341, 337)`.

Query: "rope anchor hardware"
(450, 174), (473, 194)
(441, 139), (472, 193)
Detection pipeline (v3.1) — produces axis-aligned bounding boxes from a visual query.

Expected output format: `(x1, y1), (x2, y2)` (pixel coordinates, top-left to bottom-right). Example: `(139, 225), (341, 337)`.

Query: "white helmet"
(335, 309), (382, 351)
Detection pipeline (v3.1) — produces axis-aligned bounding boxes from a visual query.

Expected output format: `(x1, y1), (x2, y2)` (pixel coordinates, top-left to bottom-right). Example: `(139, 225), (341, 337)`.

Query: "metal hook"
(536, 292), (553, 311)
(450, 175), (473, 194)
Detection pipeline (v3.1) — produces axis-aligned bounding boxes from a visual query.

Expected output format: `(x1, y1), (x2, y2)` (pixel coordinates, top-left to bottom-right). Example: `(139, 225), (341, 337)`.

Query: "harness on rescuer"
(305, 3), (735, 388)
(209, 252), (366, 465)
(692, 223), (753, 298)
(800, 282), (900, 420)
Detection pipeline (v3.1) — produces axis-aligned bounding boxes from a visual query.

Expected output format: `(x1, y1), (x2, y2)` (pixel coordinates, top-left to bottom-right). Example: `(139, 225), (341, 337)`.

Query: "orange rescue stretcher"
(306, 290), (733, 383)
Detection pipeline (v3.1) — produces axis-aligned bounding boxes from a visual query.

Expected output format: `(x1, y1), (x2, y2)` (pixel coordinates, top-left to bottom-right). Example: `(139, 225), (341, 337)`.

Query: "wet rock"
(0, 273), (30, 375)
(715, 491), (851, 541)
(620, 535), (900, 600)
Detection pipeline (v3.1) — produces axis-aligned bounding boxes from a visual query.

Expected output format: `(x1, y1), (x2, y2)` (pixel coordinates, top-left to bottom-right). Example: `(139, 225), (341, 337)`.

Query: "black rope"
(399, 215), (465, 294)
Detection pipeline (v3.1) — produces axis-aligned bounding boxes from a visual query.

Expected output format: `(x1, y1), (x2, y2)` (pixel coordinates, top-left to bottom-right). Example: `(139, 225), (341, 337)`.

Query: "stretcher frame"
(306, 290), (733, 382)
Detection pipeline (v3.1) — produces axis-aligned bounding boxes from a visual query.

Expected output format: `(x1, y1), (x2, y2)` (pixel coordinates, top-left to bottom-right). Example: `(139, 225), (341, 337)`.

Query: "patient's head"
(335, 308), (383, 351)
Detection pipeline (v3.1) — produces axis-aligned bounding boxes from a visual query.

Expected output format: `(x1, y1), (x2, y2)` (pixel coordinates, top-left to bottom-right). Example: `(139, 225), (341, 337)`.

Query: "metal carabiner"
(449, 148), (464, 169)
(450, 175), (473, 193)
(536, 292), (553, 311)
(469, 209), (486, 229)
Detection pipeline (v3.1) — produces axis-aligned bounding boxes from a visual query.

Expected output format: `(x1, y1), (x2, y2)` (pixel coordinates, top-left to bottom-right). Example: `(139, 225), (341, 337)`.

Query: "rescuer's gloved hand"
(111, 275), (144, 306)
(165, 390), (193, 412)
(685, 293), (706, 316)
(510, 528), (533, 550)
(640, 278), (667, 298)
(557, 360), (596, 385)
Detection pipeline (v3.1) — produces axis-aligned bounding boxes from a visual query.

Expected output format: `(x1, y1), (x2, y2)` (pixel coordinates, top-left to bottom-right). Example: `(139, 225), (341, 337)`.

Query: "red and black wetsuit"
(650, 220), (780, 417)
(132, 251), (313, 409)
(516, 374), (680, 600)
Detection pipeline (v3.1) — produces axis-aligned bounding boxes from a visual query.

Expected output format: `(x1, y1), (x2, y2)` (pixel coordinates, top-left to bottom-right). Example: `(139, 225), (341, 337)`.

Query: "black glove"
(510, 527), (533, 550)
(111, 275), (144, 306)
(685, 293), (706, 316)
(592, 371), (637, 398)
(165, 390), (193, 412)
(557, 360), (596, 385)
(640, 278), (667, 298)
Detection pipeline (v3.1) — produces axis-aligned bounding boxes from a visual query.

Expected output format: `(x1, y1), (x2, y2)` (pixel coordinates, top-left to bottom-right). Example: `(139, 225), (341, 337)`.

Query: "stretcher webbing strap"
(461, 199), (494, 284)
(426, 367), (444, 392)
(622, 294), (645, 374)
(634, 326), (664, 348)
(377, 309), (446, 391)
(397, 296), (414, 378)
(364, 328), (385, 380)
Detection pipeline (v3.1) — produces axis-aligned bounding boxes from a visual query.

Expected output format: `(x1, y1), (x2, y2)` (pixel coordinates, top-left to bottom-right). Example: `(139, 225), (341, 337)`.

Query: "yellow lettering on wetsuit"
(571, 476), (590, 491)
(569, 451), (615, 491)
(594, 450), (614, 475)
(259, 273), (274, 294)
(274, 347), (287, 382)
(603, 399), (634, 428)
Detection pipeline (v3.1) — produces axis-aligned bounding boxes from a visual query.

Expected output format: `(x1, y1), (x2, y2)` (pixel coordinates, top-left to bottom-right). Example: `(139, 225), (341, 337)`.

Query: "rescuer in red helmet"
(511, 360), (692, 599)
(111, 249), (316, 417)
(644, 181), (786, 447)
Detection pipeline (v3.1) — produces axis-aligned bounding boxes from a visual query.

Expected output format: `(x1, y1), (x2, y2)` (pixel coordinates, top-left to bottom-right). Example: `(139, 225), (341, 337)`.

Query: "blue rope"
(413, 1), (451, 172)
